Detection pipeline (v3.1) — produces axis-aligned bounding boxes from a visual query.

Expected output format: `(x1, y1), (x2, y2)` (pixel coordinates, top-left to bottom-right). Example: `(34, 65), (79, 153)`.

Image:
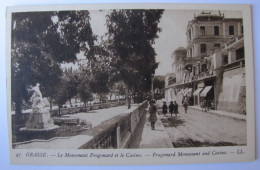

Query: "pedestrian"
(206, 99), (211, 111)
(173, 101), (179, 116)
(169, 101), (174, 117)
(162, 101), (168, 116)
(183, 97), (189, 113)
(149, 100), (157, 130)
(202, 99), (207, 112)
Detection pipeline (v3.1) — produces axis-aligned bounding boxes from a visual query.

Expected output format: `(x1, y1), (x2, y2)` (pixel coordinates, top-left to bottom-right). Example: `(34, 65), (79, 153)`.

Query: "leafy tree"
(11, 11), (96, 115)
(54, 81), (68, 116)
(78, 79), (93, 112)
(106, 9), (164, 108)
(62, 68), (80, 107)
(89, 67), (110, 103)
(153, 75), (165, 93)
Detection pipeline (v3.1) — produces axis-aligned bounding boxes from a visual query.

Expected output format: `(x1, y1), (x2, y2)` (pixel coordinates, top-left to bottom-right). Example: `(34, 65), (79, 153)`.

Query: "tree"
(78, 79), (93, 112)
(54, 81), (68, 116)
(106, 9), (164, 108)
(62, 68), (80, 107)
(89, 66), (110, 103)
(11, 11), (96, 115)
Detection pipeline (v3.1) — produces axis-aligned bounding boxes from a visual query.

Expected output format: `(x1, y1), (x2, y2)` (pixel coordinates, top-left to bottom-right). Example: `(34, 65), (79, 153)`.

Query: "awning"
(178, 89), (184, 95)
(200, 86), (213, 97)
(184, 88), (193, 96)
(193, 87), (203, 96)
(181, 88), (189, 95)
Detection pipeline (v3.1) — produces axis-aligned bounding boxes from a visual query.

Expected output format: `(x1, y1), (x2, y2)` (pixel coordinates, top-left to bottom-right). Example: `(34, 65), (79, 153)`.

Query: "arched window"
(201, 64), (207, 72)
(185, 64), (193, 73)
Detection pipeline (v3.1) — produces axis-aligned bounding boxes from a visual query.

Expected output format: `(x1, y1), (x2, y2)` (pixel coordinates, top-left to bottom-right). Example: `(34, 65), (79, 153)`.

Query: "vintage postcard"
(6, 3), (255, 165)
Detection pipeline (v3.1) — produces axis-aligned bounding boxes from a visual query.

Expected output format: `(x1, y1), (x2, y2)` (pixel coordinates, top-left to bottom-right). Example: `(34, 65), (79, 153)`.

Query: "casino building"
(165, 11), (245, 114)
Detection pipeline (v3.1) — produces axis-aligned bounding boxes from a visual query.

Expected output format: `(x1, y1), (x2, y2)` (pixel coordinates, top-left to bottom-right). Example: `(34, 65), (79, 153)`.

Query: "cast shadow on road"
(161, 116), (185, 128)
(172, 138), (238, 148)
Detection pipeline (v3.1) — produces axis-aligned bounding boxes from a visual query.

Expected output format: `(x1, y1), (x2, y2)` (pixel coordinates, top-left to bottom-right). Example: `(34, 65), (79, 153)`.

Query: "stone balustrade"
(50, 101), (125, 116)
(79, 100), (148, 149)
(12, 101), (126, 126)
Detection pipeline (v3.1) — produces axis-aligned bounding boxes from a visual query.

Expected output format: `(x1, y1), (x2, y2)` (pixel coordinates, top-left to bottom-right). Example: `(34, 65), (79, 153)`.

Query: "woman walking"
(149, 100), (157, 130)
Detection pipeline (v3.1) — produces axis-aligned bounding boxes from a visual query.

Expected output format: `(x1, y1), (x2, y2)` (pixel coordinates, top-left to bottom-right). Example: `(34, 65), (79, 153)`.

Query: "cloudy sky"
(76, 10), (242, 75)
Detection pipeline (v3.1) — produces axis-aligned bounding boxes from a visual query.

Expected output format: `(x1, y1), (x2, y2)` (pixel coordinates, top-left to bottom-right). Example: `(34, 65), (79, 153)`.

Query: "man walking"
(162, 101), (168, 116)
(169, 101), (174, 117)
(149, 100), (157, 130)
(183, 97), (189, 114)
(173, 101), (179, 116)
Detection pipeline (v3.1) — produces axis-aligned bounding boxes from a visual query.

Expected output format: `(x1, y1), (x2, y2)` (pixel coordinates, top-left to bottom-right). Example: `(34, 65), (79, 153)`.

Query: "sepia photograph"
(5, 3), (255, 166)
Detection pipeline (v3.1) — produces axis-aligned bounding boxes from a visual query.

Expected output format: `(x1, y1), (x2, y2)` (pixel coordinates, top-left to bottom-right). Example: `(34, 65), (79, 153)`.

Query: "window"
(214, 43), (220, 48)
(241, 25), (244, 34)
(201, 64), (207, 72)
(229, 25), (234, 35)
(236, 47), (244, 60)
(200, 26), (205, 36)
(200, 44), (206, 53)
(214, 26), (219, 35)
(223, 55), (228, 65)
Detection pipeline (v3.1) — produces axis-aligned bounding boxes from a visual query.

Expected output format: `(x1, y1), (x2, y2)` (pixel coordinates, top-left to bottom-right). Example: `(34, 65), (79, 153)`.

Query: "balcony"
(222, 35), (244, 50)
(222, 59), (245, 71)
(192, 71), (215, 81)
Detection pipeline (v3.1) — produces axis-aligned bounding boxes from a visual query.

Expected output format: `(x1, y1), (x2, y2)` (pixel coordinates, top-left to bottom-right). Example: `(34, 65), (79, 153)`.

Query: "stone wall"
(217, 67), (246, 114)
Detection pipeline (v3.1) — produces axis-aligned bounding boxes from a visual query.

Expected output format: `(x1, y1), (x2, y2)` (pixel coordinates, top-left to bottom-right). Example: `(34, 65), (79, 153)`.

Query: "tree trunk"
(58, 105), (61, 116)
(69, 98), (72, 107)
(15, 100), (22, 116)
(125, 86), (131, 109)
(99, 94), (102, 103)
(84, 102), (87, 112)
(15, 99), (22, 122)
(48, 98), (53, 111)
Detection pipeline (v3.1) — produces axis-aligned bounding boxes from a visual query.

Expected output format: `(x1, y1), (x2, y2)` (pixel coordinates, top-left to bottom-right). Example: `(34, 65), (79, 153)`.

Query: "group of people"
(148, 98), (190, 130)
(162, 101), (179, 117)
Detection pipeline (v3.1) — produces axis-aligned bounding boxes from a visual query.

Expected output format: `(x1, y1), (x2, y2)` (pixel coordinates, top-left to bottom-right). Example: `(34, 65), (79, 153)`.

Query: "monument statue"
(21, 83), (59, 131)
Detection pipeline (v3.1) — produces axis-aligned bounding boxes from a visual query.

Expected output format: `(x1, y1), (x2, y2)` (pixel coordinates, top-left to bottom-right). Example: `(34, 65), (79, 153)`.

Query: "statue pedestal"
(20, 109), (59, 132)
(19, 83), (59, 134)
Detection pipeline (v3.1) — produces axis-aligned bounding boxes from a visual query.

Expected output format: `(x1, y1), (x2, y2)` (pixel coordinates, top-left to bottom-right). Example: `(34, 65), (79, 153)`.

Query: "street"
(161, 106), (246, 147)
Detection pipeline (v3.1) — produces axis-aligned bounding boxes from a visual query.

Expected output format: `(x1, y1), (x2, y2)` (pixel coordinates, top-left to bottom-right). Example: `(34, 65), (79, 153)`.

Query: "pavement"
(189, 105), (246, 120)
(129, 109), (173, 148)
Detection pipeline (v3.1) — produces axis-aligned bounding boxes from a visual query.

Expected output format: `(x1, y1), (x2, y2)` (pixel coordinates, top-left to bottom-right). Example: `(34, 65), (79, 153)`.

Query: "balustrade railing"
(79, 100), (148, 149)
(223, 59), (245, 71)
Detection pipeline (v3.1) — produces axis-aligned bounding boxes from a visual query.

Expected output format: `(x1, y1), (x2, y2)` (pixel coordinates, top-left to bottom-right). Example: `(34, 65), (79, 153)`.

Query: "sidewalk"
(189, 105), (246, 121)
(136, 110), (173, 148)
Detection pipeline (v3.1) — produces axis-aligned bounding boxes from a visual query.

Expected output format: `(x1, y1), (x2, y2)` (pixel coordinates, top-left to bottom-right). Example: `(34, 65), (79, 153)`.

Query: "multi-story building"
(165, 11), (245, 114)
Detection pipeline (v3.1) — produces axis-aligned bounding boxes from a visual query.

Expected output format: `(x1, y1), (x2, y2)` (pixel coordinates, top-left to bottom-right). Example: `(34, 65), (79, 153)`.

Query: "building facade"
(165, 11), (245, 114)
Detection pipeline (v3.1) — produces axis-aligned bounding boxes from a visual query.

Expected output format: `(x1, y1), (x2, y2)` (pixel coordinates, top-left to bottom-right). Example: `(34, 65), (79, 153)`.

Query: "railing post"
(116, 123), (120, 148)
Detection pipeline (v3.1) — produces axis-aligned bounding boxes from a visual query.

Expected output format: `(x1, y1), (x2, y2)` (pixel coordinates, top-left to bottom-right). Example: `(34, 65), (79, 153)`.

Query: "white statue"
(31, 83), (46, 113)
(22, 83), (58, 130)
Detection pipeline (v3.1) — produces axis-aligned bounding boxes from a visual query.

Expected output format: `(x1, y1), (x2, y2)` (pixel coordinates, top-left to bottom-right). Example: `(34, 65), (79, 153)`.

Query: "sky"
(71, 10), (242, 75)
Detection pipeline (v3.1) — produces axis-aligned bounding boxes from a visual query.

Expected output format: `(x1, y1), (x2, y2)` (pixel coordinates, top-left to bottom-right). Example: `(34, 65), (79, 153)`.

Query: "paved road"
(162, 106), (247, 147)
